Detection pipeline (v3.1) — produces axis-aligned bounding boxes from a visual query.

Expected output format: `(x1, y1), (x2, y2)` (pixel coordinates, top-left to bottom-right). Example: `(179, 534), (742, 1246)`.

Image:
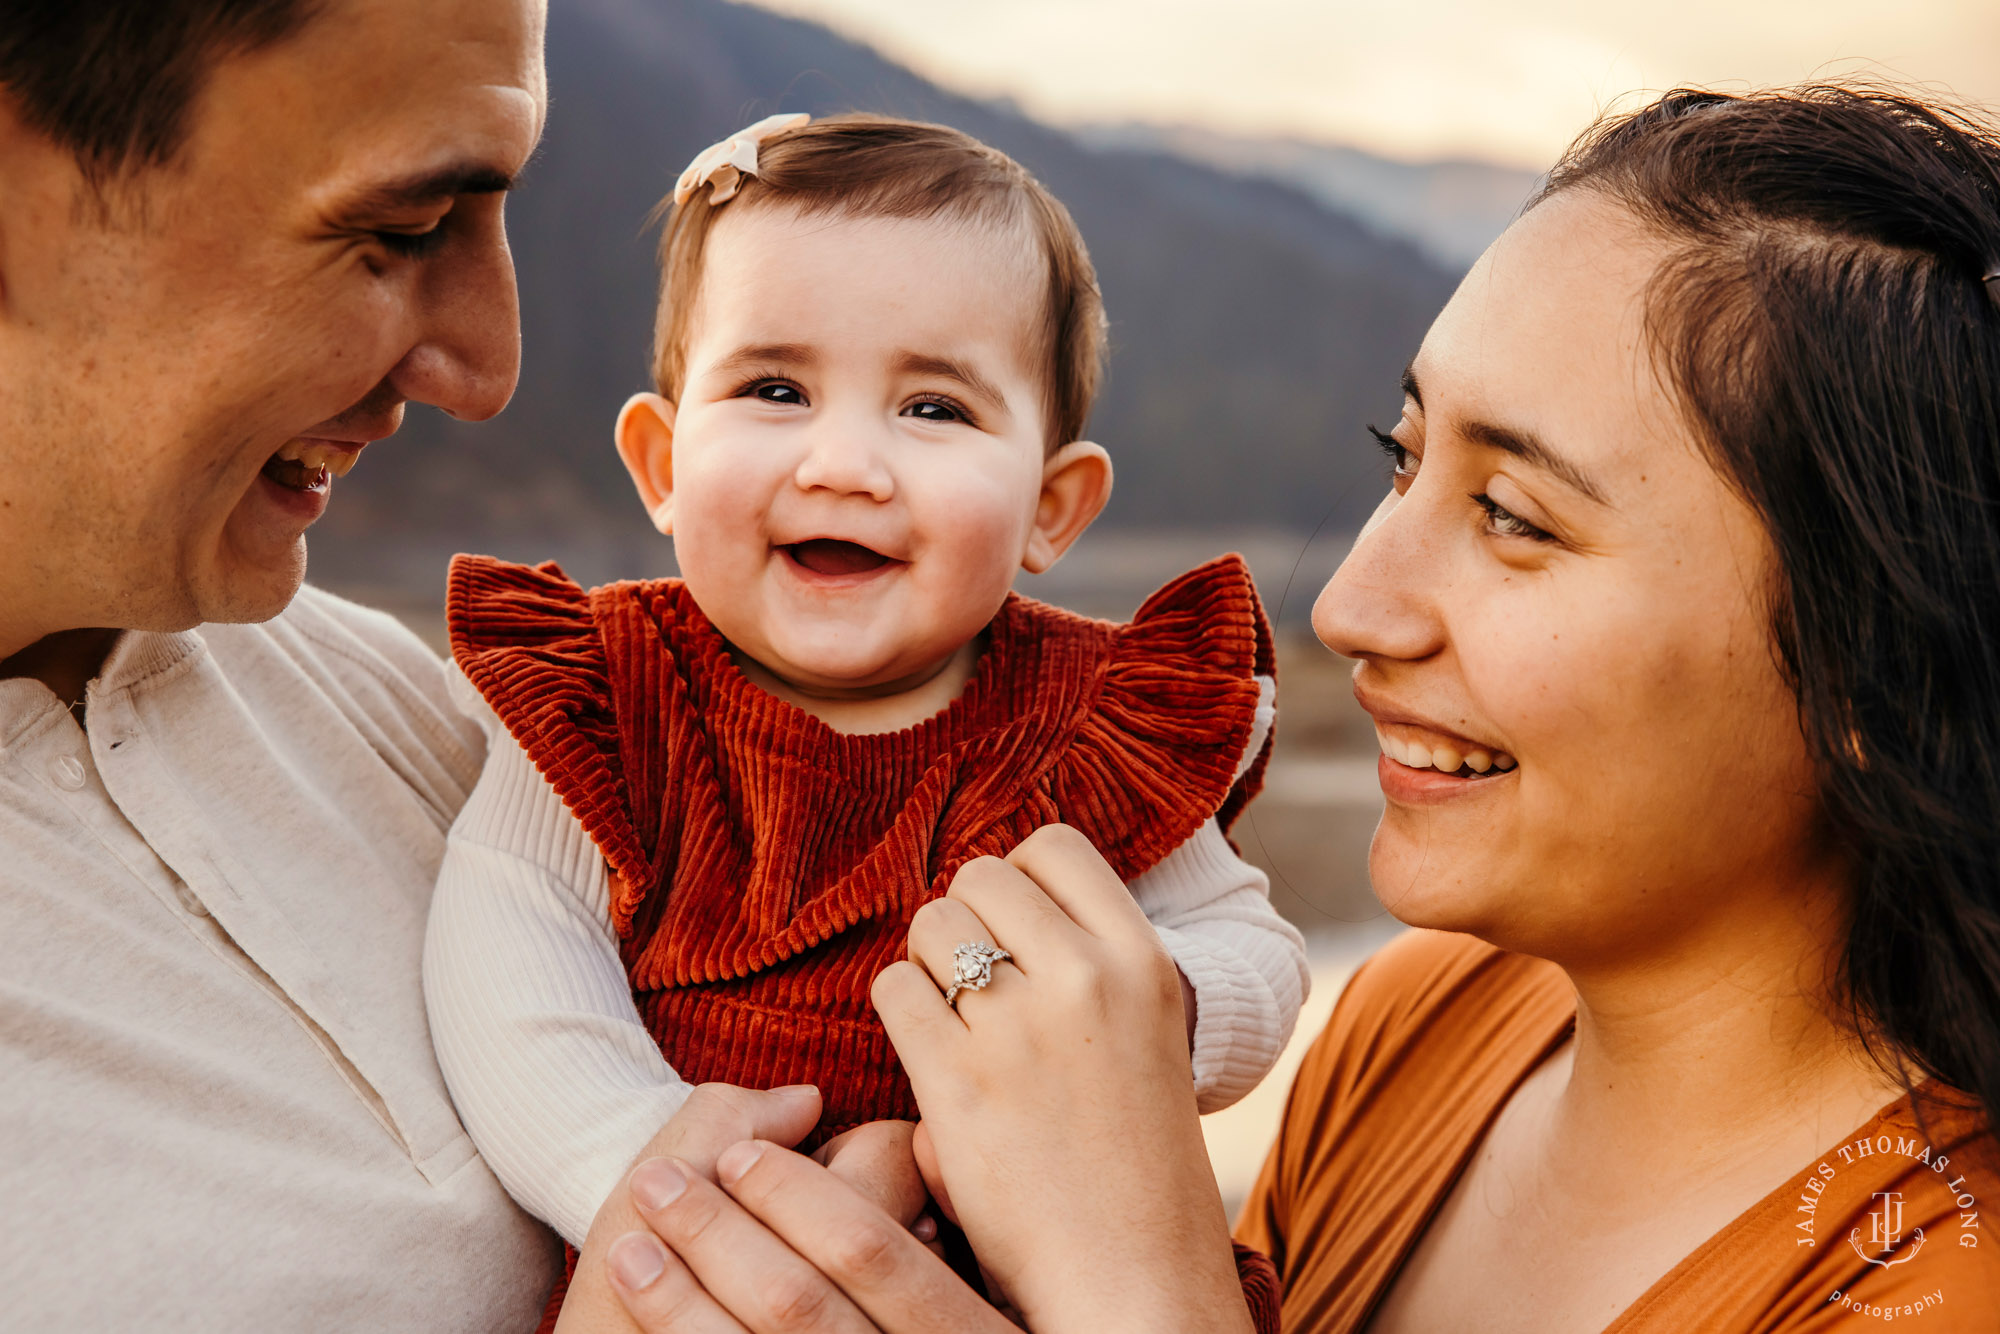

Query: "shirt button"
(174, 882), (210, 918)
(49, 755), (87, 791)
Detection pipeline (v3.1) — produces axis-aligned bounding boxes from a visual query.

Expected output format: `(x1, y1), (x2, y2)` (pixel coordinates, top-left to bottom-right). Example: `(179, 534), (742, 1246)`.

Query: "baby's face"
(662, 207), (1058, 696)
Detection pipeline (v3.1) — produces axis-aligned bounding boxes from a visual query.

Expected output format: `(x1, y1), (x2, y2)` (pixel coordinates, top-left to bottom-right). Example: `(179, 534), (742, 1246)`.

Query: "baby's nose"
(792, 427), (895, 501)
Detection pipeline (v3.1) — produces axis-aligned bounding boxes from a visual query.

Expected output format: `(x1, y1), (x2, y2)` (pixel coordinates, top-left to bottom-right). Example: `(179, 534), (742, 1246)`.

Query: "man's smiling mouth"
(782, 538), (901, 577)
(261, 439), (363, 492)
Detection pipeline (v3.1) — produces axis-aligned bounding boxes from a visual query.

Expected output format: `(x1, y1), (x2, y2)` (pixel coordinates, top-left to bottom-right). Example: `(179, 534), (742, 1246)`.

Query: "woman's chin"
(1365, 838), (1508, 936)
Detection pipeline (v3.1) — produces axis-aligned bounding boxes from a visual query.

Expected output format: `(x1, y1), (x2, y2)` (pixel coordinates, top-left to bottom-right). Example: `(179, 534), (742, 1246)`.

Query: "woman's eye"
(904, 397), (968, 424)
(751, 381), (806, 406)
(1473, 494), (1555, 543)
(1368, 425), (1417, 488)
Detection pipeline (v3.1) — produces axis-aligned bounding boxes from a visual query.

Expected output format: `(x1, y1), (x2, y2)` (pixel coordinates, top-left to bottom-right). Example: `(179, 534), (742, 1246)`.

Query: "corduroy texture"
(447, 552), (1276, 1327)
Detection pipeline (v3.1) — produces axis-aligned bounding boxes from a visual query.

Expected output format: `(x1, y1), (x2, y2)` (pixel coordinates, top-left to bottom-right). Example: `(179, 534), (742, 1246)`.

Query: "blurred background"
(308, 0), (2000, 1209)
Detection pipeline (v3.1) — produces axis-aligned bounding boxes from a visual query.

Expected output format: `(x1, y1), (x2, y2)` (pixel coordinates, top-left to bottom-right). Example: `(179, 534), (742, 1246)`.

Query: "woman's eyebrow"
(1460, 418), (1612, 505)
(1402, 364), (1611, 505)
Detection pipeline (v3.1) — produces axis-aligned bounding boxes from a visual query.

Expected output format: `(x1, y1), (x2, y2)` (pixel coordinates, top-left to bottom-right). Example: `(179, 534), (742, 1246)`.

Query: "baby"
(424, 112), (1309, 1269)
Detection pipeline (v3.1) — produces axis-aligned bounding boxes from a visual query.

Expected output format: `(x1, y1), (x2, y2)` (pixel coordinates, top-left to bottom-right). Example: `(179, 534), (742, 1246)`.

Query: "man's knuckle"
(760, 1268), (833, 1329)
(663, 1188), (725, 1245)
(826, 1218), (903, 1282)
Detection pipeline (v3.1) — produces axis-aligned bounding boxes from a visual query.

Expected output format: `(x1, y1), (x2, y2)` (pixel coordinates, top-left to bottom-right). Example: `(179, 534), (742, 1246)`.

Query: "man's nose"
(1312, 488), (1448, 663)
(792, 415), (895, 501)
(385, 216), (522, 422)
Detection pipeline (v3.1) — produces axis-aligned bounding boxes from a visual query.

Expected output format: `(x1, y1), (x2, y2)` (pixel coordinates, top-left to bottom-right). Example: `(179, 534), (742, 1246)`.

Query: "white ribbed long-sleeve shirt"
(425, 668), (1309, 1247)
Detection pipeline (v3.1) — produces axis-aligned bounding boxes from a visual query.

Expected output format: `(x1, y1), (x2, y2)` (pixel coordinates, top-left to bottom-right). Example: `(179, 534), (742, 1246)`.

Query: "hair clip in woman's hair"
(673, 112), (810, 207)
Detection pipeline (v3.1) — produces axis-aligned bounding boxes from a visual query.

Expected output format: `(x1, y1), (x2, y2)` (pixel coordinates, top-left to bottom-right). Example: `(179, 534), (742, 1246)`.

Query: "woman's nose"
(792, 419), (895, 501)
(1312, 488), (1448, 663)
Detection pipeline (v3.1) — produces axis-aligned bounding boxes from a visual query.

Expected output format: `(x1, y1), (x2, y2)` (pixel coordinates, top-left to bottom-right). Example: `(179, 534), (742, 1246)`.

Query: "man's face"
(0, 0), (547, 645)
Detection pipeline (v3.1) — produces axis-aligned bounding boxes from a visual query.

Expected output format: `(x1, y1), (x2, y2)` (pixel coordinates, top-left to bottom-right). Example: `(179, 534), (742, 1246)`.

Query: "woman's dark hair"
(0, 0), (321, 183)
(1537, 85), (2000, 1125)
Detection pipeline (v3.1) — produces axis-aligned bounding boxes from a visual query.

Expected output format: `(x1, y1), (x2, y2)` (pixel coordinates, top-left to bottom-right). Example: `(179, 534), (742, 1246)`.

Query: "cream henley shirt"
(0, 586), (558, 1331)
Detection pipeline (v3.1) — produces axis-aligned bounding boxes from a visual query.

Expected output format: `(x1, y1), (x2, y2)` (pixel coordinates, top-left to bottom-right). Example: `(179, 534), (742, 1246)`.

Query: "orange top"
(1238, 930), (2000, 1332)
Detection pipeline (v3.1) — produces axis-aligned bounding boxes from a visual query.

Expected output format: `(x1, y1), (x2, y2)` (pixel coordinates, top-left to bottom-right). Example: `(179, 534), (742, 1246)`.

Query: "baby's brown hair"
(652, 113), (1107, 450)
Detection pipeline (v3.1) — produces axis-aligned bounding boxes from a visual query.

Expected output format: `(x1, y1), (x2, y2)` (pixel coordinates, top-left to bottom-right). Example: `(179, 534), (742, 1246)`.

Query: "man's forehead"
(190, 0), (546, 202)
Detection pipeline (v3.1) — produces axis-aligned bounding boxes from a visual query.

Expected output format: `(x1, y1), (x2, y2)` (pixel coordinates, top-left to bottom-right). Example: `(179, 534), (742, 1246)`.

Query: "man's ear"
(1023, 441), (1113, 575)
(615, 392), (679, 534)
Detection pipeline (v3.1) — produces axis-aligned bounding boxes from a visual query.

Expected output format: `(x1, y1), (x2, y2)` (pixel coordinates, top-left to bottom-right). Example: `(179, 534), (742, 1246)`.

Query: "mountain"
(309, 0), (1460, 594)
(1077, 124), (1545, 269)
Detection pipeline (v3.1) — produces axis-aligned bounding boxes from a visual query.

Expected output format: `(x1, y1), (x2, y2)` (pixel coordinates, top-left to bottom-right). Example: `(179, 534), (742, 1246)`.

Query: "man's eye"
(752, 381), (805, 405)
(374, 225), (446, 259)
(905, 397), (967, 424)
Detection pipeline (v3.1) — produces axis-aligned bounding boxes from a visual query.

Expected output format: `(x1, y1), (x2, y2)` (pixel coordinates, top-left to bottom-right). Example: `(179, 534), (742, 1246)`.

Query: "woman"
(594, 84), (2000, 1332)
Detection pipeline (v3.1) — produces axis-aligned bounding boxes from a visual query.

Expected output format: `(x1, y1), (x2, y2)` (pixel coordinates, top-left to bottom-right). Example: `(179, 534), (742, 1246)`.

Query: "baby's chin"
(736, 630), (972, 701)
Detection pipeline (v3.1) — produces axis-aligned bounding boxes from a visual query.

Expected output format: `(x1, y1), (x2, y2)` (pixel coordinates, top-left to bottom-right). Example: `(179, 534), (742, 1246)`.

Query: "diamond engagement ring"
(942, 941), (1012, 1008)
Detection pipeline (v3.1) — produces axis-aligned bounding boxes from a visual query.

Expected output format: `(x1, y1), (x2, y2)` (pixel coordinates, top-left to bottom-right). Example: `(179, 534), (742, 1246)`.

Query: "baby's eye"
(751, 381), (806, 406)
(904, 397), (969, 425)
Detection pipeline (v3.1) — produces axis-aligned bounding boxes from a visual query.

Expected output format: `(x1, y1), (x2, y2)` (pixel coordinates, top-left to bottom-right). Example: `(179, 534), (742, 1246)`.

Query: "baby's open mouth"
(262, 439), (361, 493)
(782, 539), (900, 577)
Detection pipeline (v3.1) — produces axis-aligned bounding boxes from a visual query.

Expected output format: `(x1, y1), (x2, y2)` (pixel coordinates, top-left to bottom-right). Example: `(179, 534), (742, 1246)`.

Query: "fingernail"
(630, 1158), (688, 1212)
(717, 1139), (766, 1185)
(773, 1084), (818, 1097)
(912, 1215), (938, 1243)
(608, 1233), (668, 1291)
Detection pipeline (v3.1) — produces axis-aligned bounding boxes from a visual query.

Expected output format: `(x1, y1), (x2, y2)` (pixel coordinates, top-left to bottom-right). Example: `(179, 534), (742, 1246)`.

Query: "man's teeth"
(271, 439), (359, 477)
(1376, 727), (1516, 775)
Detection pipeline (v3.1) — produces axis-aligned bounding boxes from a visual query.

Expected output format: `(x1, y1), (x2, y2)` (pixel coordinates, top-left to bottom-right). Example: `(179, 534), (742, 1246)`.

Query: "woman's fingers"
(605, 1232), (752, 1333)
(903, 895), (1021, 1003)
(713, 1140), (1016, 1334)
(1000, 823), (1160, 945)
(622, 1156), (880, 1334)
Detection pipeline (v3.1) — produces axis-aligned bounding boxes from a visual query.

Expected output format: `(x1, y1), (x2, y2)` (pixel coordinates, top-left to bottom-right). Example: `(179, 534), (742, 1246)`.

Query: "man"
(0, 4), (839, 1327)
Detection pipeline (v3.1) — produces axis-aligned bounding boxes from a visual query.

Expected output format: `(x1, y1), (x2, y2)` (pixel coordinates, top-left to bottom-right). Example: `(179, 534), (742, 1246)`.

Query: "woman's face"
(1315, 189), (1841, 966)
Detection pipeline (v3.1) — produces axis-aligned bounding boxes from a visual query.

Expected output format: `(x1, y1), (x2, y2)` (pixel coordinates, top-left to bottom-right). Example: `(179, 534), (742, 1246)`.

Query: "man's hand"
(606, 1140), (1017, 1333)
(552, 1083), (824, 1333)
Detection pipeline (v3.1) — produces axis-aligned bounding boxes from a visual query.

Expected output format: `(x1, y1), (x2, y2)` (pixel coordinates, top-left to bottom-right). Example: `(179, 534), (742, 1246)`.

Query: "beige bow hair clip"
(673, 112), (811, 206)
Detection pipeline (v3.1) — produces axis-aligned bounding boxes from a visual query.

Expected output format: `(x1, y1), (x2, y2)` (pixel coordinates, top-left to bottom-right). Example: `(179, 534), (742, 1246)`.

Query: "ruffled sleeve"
(446, 554), (657, 932)
(1044, 553), (1275, 881)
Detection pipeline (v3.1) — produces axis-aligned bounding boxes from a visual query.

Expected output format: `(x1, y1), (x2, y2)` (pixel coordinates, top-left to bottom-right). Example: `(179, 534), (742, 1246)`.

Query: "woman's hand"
(606, 1139), (1016, 1332)
(874, 824), (1255, 1334)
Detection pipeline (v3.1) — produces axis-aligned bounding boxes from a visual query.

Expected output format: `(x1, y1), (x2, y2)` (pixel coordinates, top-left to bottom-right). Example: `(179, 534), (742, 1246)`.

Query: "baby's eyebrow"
(893, 351), (1005, 407)
(710, 342), (818, 376)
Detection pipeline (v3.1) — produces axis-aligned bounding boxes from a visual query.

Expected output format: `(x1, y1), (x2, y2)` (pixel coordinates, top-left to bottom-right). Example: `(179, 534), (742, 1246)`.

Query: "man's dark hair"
(0, 0), (322, 182)
(1537, 85), (2000, 1129)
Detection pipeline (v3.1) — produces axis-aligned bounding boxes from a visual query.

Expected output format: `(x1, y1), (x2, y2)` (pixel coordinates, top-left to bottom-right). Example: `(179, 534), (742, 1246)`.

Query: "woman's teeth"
(1376, 727), (1517, 776)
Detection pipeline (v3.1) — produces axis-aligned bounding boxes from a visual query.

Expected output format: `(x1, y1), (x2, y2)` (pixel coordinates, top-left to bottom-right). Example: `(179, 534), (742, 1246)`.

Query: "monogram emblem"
(1849, 1191), (1927, 1268)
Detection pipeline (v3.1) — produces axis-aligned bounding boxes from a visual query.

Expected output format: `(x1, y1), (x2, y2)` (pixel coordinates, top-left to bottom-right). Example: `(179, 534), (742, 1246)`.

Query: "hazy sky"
(749, 0), (2000, 167)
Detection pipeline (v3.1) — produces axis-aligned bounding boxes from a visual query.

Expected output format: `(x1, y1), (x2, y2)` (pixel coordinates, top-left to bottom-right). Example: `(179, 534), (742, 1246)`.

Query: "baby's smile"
(779, 537), (905, 580)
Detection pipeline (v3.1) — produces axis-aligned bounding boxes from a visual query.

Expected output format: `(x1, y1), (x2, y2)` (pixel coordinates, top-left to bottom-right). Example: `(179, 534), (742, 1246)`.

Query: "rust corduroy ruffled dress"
(447, 551), (1283, 1328)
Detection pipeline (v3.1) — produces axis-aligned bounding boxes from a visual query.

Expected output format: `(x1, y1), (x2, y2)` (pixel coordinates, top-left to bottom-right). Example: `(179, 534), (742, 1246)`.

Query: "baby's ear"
(1023, 441), (1113, 575)
(615, 393), (680, 534)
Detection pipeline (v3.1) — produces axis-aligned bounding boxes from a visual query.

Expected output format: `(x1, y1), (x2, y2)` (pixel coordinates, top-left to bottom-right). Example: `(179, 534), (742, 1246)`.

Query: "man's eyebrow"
(893, 351), (1006, 407)
(1402, 364), (1611, 505)
(344, 161), (517, 214)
